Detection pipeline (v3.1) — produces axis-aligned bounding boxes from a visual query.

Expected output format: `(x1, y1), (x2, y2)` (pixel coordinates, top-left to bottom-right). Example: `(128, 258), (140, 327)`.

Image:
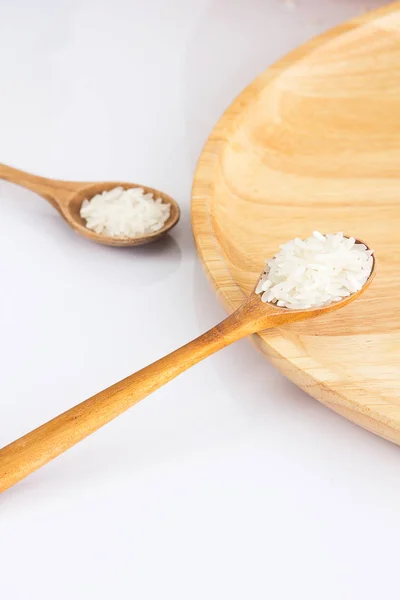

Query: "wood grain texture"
(0, 272), (374, 492)
(192, 3), (400, 444)
(0, 164), (180, 246)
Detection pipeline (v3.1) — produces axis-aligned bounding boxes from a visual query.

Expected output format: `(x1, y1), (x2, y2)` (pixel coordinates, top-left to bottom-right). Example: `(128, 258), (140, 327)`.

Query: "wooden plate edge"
(191, 1), (400, 445)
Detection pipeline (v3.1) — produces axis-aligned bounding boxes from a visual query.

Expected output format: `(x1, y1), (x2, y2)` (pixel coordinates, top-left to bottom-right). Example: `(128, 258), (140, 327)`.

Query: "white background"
(0, 1), (395, 599)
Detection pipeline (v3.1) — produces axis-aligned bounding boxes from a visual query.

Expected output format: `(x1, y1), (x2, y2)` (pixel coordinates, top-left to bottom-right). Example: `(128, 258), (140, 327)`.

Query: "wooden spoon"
(0, 251), (376, 493)
(0, 163), (180, 246)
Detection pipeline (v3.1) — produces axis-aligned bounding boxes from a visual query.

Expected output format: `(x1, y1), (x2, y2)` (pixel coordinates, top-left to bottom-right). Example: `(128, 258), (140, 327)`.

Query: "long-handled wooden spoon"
(0, 163), (180, 246)
(0, 253), (376, 493)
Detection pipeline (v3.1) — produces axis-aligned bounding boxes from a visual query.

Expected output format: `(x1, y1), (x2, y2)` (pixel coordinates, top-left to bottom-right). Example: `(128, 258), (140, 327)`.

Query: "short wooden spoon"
(0, 252), (376, 493)
(0, 163), (180, 246)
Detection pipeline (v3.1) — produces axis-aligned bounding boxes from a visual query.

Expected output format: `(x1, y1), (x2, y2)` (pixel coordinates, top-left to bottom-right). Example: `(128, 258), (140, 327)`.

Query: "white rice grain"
(256, 232), (373, 309)
(80, 186), (171, 238)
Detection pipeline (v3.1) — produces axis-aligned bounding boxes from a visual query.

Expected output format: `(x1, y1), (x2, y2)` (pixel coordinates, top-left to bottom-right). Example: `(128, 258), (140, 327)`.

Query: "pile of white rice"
(256, 232), (374, 309)
(80, 186), (171, 238)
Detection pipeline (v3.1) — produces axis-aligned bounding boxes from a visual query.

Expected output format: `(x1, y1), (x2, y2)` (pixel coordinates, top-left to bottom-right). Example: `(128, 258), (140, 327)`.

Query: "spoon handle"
(0, 310), (258, 492)
(0, 163), (80, 209)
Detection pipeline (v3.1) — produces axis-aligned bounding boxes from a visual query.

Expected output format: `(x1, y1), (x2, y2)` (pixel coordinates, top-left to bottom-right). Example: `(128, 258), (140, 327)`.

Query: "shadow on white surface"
(1, 180), (184, 287)
(191, 259), (396, 454)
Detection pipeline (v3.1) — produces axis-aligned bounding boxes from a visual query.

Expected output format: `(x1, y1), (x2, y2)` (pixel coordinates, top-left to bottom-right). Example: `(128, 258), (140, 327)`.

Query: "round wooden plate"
(192, 3), (400, 444)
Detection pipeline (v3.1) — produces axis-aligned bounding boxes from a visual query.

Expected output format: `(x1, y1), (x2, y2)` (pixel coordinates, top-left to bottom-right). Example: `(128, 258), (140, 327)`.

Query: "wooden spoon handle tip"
(0, 163), (79, 209)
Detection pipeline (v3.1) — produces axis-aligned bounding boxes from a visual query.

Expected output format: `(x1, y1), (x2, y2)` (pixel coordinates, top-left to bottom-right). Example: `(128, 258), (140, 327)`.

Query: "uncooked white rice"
(256, 232), (374, 310)
(80, 186), (171, 238)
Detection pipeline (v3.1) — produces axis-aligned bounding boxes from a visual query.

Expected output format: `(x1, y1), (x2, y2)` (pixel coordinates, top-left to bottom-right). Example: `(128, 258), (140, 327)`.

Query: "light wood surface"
(0, 164), (180, 246)
(0, 269), (374, 492)
(192, 3), (400, 444)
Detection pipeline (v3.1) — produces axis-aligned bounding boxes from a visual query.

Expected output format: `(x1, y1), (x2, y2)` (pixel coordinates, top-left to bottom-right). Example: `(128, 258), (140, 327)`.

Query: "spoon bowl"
(65, 181), (180, 247)
(0, 164), (180, 246)
(255, 235), (376, 315)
